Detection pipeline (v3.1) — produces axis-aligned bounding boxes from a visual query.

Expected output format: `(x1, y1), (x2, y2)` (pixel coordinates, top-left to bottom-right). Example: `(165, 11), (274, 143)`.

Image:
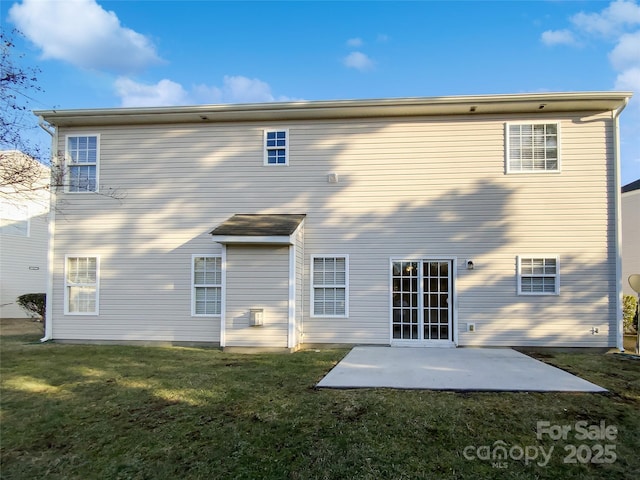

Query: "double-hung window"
(66, 135), (99, 192)
(312, 256), (348, 317)
(65, 256), (99, 314)
(192, 256), (222, 316)
(264, 129), (288, 165)
(506, 123), (559, 173)
(517, 256), (559, 295)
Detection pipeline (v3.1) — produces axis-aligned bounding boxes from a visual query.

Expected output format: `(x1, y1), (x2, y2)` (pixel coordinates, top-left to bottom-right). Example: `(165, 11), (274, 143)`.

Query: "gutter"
(38, 116), (56, 343)
(612, 98), (629, 352)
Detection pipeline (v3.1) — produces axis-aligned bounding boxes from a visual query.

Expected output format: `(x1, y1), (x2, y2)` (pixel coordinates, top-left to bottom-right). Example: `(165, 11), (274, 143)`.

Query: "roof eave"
(34, 91), (634, 127)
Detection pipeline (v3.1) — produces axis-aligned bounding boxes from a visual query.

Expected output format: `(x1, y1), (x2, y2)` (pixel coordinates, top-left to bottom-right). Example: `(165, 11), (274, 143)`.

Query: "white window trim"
(191, 254), (223, 317)
(263, 128), (289, 166)
(517, 255), (560, 296)
(64, 133), (101, 193)
(310, 254), (349, 318)
(505, 122), (561, 174)
(64, 254), (100, 315)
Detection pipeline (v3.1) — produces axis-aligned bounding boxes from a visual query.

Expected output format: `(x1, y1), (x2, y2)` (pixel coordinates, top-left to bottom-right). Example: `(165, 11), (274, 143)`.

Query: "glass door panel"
(423, 261), (450, 340)
(392, 262), (419, 339)
(391, 260), (452, 343)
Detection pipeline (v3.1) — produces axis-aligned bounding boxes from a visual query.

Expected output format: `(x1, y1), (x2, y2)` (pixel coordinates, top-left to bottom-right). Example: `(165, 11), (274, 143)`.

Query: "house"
(34, 91), (632, 350)
(0, 151), (50, 319)
(622, 179), (640, 297)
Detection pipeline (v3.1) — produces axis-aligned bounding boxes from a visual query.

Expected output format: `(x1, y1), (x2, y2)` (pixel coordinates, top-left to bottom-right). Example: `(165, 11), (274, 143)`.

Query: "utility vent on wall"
(250, 309), (264, 326)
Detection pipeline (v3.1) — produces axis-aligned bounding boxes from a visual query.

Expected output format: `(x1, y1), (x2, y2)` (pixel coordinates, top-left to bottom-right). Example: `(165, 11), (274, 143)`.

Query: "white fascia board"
(211, 235), (294, 245)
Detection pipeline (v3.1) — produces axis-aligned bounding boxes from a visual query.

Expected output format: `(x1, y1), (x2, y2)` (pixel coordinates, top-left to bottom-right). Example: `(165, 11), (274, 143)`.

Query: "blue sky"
(3, 0), (639, 184)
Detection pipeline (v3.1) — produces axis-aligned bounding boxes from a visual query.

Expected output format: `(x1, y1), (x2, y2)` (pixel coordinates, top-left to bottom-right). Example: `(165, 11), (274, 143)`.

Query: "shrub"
(16, 293), (46, 321)
(624, 294), (638, 333)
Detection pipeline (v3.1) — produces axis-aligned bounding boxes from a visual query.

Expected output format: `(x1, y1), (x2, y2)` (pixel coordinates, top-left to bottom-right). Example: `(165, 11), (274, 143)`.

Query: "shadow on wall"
(49, 118), (616, 345)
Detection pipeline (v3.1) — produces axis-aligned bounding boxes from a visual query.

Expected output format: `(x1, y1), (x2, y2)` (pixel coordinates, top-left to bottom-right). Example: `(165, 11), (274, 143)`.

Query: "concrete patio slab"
(316, 347), (607, 392)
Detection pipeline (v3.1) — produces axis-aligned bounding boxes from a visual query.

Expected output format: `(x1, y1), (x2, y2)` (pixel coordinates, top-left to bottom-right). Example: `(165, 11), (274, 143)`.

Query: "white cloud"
(347, 38), (364, 47)
(115, 75), (297, 107)
(114, 78), (189, 107)
(609, 31), (640, 70)
(343, 51), (374, 71)
(541, 29), (578, 46)
(8, 0), (162, 73)
(571, 0), (640, 36)
(194, 75), (296, 104)
(541, 2), (640, 106)
(615, 66), (640, 91)
(377, 34), (390, 43)
(216, 75), (275, 103)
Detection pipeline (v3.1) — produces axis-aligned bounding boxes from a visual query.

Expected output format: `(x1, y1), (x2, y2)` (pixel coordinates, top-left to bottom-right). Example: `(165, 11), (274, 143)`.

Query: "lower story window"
(65, 256), (99, 314)
(193, 256), (222, 316)
(312, 256), (348, 317)
(517, 256), (559, 295)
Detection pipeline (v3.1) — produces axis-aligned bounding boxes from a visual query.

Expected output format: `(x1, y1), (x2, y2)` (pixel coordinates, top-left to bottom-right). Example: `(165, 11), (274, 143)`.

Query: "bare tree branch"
(1, 31), (125, 207)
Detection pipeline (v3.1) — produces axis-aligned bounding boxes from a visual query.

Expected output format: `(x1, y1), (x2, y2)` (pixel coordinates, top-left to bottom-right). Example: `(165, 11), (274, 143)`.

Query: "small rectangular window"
(192, 256), (222, 316)
(66, 135), (99, 192)
(506, 123), (559, 173)
(264, 129), (288, 165)
(65, 256), (99, 314)
(517, 256), (559, 295)
(312, 256), (348, 317)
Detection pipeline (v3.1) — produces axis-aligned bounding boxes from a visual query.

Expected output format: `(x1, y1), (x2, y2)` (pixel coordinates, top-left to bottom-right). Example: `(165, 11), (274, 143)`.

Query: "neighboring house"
(622, 179), (640, 297)
(35, 91), (632, 350)
(0, 151), (50, 319)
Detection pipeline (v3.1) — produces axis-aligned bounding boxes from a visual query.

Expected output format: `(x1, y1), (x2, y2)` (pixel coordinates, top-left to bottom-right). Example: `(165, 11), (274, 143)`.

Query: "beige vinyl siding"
(225, 245), (289, 347)
(50, 111), (616, 346)
(51, 231), (223, 342)
(1, 158), (49, 319)
(0, 205), (49, 319)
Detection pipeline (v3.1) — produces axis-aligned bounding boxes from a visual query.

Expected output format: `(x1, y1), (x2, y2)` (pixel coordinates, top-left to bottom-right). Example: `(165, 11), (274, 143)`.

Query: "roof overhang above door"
(210, 214), (306, 246)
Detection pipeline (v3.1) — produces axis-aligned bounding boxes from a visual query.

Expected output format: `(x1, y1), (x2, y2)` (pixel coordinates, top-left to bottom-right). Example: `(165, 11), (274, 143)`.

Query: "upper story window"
(66, 135), (99, 192)
(506, 123), (559, 173)
(264, 129), (288, 165)
(517, 256), (559, 295)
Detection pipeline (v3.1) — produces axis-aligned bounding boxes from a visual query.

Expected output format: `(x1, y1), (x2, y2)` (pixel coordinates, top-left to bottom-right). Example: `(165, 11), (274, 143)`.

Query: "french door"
(391, 260), (453, 344)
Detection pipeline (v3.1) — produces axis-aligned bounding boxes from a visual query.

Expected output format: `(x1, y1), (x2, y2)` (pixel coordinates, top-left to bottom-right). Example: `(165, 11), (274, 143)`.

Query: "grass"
(1, 319), (639, 479)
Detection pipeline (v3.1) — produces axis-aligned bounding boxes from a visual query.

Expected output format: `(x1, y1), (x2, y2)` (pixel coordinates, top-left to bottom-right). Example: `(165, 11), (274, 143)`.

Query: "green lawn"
(1, 319), (639, 480)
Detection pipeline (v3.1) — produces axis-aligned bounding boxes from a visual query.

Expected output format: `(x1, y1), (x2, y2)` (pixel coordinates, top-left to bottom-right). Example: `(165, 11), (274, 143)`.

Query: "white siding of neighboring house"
(48, 111), (617, 347)
(0, 157), (49, 319)
(622, 188), (640, 297)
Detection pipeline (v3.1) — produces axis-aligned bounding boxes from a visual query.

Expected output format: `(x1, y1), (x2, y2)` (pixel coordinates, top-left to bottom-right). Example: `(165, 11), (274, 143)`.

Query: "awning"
(210, 214), (306, 245)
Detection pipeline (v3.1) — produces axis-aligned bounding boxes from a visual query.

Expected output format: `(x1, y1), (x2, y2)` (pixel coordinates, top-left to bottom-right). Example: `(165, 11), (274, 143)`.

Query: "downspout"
(612, 98), (629, 352)
(38, 116), (56, 342)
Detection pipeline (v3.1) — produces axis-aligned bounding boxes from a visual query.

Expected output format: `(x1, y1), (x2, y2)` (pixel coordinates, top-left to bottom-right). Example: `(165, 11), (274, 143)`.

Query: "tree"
(0, 29), (47, 199)
(1, 30), (124, 203)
